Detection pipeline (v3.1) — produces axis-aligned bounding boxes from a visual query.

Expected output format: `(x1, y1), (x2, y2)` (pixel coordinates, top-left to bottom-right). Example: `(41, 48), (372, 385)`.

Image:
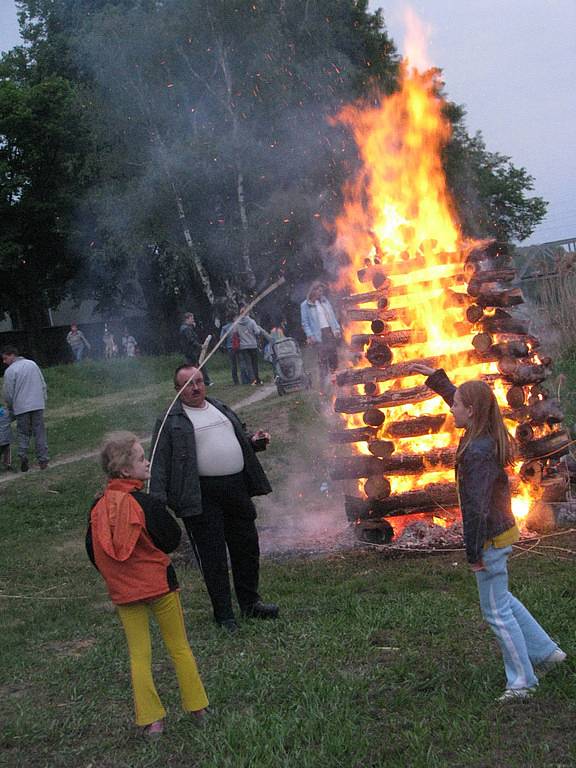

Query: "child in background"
(0, 404), (13, 470)
(86, 432), (208, 737)
(411, 365), (566, 702)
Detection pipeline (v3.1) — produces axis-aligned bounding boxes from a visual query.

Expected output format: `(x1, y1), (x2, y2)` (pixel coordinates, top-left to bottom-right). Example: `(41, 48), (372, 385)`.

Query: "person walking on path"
(179, 313), (212, 386)
(300, 281), (341, 392)
(149, 365), (278, 632)
(1, 345), (48, 472)
(234, 308), (272, 385)
(121, 327), (138, 358)
(411, 364), (566, 701)
(86, 432), (208, 737)
(66, 323), (91, 362)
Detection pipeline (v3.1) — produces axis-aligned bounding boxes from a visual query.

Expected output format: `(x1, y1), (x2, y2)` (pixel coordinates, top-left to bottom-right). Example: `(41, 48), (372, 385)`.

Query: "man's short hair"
(173, 364), (203, 387)
(1, 345), (19, 357)
(184, 312), (194, 320)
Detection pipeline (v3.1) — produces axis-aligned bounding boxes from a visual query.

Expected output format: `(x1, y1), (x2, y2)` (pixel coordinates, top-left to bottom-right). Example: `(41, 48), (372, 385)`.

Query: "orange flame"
(332, 58), (537, 530)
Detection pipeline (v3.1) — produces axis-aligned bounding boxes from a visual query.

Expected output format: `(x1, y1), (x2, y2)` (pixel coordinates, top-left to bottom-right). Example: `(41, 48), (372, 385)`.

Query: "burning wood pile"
(327, 65), (572, 545)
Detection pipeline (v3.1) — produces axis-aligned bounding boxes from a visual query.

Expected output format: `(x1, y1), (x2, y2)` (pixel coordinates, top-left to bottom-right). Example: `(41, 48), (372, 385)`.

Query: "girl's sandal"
(143, 720), (164, 738)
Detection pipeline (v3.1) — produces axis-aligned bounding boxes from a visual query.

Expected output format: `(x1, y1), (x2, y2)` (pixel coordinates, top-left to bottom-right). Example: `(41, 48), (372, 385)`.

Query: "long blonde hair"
(456, 380), (516, 466)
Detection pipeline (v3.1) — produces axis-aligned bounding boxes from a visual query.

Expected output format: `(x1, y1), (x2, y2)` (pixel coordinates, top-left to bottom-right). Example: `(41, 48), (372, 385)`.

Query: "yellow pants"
(117, 591), (209, 726)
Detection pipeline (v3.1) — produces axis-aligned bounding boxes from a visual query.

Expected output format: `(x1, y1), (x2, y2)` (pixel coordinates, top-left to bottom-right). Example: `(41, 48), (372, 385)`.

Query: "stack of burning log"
(329, 240), (574, 544)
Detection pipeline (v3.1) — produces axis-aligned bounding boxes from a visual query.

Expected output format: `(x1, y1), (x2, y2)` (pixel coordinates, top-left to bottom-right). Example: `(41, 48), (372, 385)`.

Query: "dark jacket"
(149, 397), (272, 518)
(426, 369), (516, 564)
(86, 488), (181, 602)
(179, 323), (202, 363)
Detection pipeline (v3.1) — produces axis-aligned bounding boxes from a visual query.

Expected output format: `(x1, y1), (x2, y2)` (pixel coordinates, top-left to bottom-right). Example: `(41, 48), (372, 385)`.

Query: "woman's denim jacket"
(426, 369), (516, 564)
(300, 297), (341, 343)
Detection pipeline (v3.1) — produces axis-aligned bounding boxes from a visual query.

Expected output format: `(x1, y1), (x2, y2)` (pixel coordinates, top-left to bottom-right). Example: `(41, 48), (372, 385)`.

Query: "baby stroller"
(272, 338), (312, 396)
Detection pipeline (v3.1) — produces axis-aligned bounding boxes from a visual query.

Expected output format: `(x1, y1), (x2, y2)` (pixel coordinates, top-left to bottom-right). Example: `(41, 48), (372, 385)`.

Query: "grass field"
(1, 354), (576, 767)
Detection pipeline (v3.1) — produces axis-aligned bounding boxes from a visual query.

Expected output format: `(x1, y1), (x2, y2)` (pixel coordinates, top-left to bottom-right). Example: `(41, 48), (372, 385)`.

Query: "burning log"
(363, 409), (385, 427)
(329, 455), (384, 479)
(365, 339), (393, 367)
(351, 329), (428, 348)
(486, 340), (531, 359)
(466, 305), (485, 323)
(334, 385), (436, 414)
(364, 476), (392, 499)
(336, 350), (501, 388)
(481, 314), (528, 335)
(385, 414), (447, 438)
(467, 268), (516, 288)
(366, 447), (457, 473)
(518, 428), (572, 460)
(340, 289), (388, 307)
(475, 287), (524, 308)
(472, 332), (494, 354)
(497, 358), (550, 385)
(515, 423), (534, 443)
(328, 427), (378, 444)
(512, 398), (564, 426)
(355, 482), (459, 519)
(506, 386), (526, 409)
(526, 500), (576, 533)
(367, 440), (395, 458)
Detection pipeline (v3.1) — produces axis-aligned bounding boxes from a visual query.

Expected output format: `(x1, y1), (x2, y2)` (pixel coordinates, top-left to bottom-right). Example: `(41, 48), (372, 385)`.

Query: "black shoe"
(241, 601), (279, 619)
(20, 458), (29, 473)
(39, 460), (48, 470)
(215, 618), (240, 634)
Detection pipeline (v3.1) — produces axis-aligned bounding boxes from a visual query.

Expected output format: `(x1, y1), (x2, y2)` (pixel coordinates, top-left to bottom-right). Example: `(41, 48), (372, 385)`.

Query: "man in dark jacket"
(179, 313), (212, 386)
(149, 365), (278, 632)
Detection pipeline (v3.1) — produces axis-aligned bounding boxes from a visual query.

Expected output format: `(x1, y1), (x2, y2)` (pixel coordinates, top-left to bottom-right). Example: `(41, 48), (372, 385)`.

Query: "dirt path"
(0, 385), (276, 486)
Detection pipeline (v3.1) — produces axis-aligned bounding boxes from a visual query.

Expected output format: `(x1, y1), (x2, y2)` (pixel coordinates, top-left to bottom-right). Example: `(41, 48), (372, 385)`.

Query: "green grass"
(1, 380), (576, 767)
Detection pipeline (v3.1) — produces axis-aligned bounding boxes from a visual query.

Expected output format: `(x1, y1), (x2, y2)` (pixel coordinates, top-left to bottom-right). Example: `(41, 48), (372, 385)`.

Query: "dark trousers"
(228, 350), (239, 385)
(183, 473), (261, 621)
(237, 349), (260, 384)
(16, 410), (48, 462)
(318, 328), (338, 384)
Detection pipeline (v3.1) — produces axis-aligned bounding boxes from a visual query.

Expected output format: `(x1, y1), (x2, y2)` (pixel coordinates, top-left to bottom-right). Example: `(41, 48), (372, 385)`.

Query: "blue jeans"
(72, 345), (84, 362)
(475, 545), (558, 690)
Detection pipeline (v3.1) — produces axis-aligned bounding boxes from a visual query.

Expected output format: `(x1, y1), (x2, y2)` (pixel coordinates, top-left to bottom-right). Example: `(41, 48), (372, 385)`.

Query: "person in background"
(179, 312), (212, 386)
(0, 402), (13, 470)
(263, 318), (286, 364)
(411, 364), (566, 702)
(66, 323), (91, 363)
(86, 431), (208, 738)
(300, 281), (341, 392)
(122, 327), (138, 358)
(220, 314), (239, 385)
(234, 307), (272, 385)
(1, 345), (48, 472)
(103, 325), (118, 359)
(150, 365), (278, 632)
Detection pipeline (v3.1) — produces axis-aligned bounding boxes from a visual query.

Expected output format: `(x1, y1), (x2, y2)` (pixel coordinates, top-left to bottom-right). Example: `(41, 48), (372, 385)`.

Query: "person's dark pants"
(228, 350), (239, 385)
(16, 410), (48, 463)
(247, 348), (261, 383)
(183, 473), (261, 622)
(237, 349), (254, 384)
(318, 328), (338, 385)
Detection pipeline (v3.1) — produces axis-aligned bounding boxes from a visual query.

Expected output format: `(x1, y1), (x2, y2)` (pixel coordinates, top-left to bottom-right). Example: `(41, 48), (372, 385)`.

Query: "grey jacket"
(232, 317), (271, 350)
(2, 357), (47, 416)
(426, 369), (516, 564)
(149, 397), (272, 518)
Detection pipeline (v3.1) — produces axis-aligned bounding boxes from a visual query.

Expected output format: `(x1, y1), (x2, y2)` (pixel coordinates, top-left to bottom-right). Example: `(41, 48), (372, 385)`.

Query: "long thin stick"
(147, 276), (285, 490)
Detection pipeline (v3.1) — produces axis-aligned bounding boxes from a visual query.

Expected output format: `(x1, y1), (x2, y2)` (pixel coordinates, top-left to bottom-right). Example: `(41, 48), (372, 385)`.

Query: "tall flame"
(332, 59), (537, 526)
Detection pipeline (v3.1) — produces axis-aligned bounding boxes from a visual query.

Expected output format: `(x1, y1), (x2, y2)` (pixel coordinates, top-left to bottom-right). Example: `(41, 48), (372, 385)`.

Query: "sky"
(1, 0), (574, 246)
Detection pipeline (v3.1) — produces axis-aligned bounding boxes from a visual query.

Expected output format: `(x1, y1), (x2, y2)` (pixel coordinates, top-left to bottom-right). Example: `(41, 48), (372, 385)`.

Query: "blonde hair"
(307, 281), (327, 301)
(456, 380), (515, 466)
(100, 431), (140, 478)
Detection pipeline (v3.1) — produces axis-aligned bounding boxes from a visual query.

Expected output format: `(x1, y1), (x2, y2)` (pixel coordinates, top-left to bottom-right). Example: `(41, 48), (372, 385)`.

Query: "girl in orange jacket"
(86, 431), (208, 737)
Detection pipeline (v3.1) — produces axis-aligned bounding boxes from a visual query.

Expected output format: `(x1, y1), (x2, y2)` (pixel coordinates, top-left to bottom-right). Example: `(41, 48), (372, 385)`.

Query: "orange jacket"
(88, 478), (179, 605)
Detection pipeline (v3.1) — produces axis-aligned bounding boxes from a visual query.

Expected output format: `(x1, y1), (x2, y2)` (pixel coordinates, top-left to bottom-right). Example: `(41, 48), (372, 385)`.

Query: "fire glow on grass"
(331, 59), (535, 529)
